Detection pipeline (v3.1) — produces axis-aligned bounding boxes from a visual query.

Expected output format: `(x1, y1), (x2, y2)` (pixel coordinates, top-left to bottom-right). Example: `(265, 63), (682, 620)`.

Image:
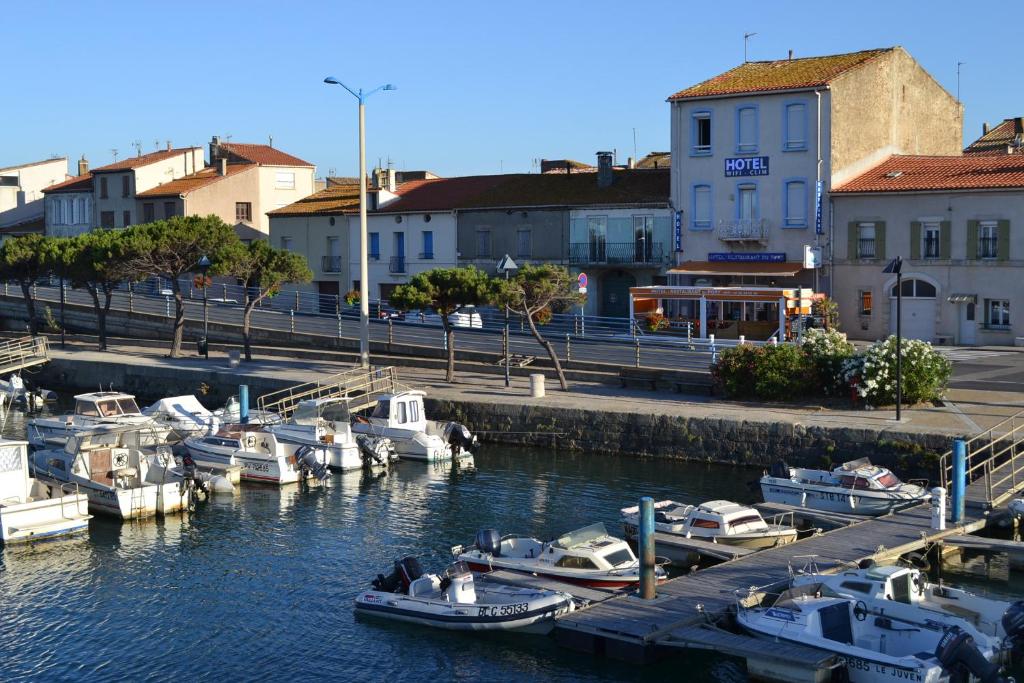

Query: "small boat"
(621, 499), (798, 550)
(27, 391), (171, 448)
(760, 458), (930, 516)
(454, 523), (667, 589)
(354, 557), (574, 633)
(736, 582), (1009, 683)
(0, 374), (57, 409)
(143, 449), (235, 498)
(183, 425), (331, 485)
(351, 390), (476, 462)
(268, 398), (397, 471)
(214, 395), (282, 426)
(143, 395), (221, 441)
(0, 439), (91, 543)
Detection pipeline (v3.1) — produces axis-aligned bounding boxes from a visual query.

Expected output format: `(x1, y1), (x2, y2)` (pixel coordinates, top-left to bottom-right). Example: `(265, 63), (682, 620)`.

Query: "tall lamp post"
(198, 255), (211, 360)
(324, 76), (396, 369)
(883, 256), (903, 421)
(496, 255), (519, 387)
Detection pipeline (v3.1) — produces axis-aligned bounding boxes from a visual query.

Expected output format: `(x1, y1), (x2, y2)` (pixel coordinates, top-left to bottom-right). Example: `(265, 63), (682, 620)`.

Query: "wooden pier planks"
(651, 531), (756, 562)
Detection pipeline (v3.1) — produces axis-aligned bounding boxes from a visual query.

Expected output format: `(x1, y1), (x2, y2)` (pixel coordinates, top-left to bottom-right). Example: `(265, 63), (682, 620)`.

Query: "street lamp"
(883, 256), (903, 421)
(198, 254), (211, 360)
(324, 76), (396, 369)
(496, 255), (519, 387)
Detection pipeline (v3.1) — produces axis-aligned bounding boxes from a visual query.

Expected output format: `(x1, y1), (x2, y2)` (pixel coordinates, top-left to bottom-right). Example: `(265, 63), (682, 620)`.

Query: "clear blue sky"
(2, 1), (1017, 179)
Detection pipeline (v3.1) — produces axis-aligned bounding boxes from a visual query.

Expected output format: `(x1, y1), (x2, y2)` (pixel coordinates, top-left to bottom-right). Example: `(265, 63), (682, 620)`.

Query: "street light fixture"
(324, 76), (396, 369)
(198, 254), (211, 360)
(496, 254), (519, 387)
(883, 256), (903, 421)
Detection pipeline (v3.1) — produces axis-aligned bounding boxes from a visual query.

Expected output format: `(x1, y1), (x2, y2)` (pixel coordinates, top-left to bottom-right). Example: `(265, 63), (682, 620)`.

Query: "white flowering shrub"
(842, 336), (952, 405)
(799, 328), (855, 395)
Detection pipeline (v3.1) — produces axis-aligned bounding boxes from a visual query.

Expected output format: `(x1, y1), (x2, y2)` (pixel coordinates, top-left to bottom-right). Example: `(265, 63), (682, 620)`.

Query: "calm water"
(0, 401), (755, 682)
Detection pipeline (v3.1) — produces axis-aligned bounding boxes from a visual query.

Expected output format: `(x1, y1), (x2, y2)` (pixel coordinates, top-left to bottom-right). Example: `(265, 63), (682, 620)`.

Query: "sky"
(2, 1), (1019, 180)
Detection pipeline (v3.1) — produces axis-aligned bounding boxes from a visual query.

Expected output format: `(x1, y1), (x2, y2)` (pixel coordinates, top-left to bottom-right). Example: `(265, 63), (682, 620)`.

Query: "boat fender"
(935, 626), (1008, 683)
(1001, 601), (1024, 642)
(905, 552), (931, 572)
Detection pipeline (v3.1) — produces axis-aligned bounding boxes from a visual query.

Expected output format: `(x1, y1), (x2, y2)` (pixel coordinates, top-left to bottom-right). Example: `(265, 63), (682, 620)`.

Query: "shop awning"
(947, 293), (977, 304)
(668, 261), (804, 276)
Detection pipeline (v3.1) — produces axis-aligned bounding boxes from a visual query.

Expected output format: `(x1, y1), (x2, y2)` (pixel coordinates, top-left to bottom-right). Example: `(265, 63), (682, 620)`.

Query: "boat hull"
(462, 560), (646, 590)
(354, 591), (572, 633)
(0, 491), (91, 543)
(184, 440), (319, 485)
(760, 478), (928, 516)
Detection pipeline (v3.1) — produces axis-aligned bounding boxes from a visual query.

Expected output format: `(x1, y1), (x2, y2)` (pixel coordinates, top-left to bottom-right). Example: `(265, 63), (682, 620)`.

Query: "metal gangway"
(256, 366), (399, 419)
(0, 335), (49, 375)
(939, 408), (1024, 510)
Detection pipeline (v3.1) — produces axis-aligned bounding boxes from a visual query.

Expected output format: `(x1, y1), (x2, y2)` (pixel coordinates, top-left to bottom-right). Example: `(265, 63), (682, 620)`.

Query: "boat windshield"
(772, 582), (826, 610)
(554, 522), (610, 549)
(321, 403), (351, 423)
(371, 399), (390, 419)
(602, 547), (636, 567)
(876, 472), (900, 488)
(117, 398), (141, 414)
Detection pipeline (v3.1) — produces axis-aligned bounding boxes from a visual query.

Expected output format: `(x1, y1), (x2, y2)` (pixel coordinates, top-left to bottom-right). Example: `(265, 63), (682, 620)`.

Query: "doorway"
(601, 271), (636, 318)
(959, 301), (977, 345)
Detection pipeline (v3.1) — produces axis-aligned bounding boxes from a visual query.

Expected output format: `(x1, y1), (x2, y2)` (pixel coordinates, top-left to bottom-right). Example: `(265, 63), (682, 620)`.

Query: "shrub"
(752, 344), (814, 401)
(842, 336), (952, 405)
(812, 296), (840, 330)
(645, 312), (669, 333)
(711, 344), (759, 399)
(343, 289), (360, 306)
(799, 328), (855, 395)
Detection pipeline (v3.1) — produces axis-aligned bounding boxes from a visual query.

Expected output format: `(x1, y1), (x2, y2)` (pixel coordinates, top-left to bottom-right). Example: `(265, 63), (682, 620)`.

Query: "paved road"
(941, 347), (1024, 394)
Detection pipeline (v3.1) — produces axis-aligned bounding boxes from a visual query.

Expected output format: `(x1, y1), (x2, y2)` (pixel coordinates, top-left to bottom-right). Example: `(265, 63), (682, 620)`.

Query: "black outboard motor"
(441, 422), (476, 456)
(372, 556), (424, 593)
(475, 529), (501, 557)
(935, 626), (1008, 683)
(1002, 601), (1024, 646)
(768, 460), (790, 479)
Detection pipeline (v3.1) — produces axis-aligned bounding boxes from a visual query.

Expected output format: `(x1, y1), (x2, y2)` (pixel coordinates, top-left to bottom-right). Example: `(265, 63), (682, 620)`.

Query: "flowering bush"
(799, 328), (855, 395)
(343, 289), (360, 306)
(645, 312), (669, 333)
(842, 336), (952, 406)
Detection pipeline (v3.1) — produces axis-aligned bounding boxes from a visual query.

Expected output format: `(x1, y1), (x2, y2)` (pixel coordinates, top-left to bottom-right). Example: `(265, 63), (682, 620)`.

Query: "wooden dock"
(650, 531), (755, 564)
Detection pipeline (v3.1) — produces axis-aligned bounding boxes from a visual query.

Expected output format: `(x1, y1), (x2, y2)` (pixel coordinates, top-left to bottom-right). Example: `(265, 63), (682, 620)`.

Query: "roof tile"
(42, 173), (93, 193)
(136, 163), (255, 197)
(91, 147), (201, 173)
(833, 155), (1024, 193)
(964, 118), (1024, 156)
(267, 184), (364, 216)
(219, 143), (313, 167)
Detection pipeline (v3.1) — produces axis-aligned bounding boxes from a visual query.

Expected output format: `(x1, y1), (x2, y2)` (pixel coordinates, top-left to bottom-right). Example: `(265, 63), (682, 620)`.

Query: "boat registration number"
(842, 656), (922, 681)
(478, 603), (528, 617)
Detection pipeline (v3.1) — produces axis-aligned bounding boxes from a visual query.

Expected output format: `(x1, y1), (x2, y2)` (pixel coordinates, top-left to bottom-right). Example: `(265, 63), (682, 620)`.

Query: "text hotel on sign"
(724, 156), (770, 177)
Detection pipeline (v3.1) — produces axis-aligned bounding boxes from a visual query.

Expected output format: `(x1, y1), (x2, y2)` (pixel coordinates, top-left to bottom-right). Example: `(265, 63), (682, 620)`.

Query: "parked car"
(410, 306), (483, 329)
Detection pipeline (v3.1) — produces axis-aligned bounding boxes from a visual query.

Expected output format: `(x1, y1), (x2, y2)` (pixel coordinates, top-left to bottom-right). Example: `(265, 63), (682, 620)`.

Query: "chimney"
(166, 140), (172, 151)
(627, 156), (635, 169)
(78, 155), (89, 176)
(596, 151), (613, 188)
(983, 122), (990, 135)
(788, 49), (794, 60)
(210, 135), (222, 163)
(218, 158), (228, 176)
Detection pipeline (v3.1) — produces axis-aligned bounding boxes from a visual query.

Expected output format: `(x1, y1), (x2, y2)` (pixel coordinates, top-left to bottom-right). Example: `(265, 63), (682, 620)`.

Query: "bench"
(618, 367), (664, 390)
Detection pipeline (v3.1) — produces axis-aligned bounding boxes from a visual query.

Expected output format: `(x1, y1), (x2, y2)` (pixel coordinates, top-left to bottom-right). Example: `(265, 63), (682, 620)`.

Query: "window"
(235, 202), (252, 222)
(76, 198), (86, 223)
(784, 180), (807, 227)
(784, 103), (807, 151)
(602, 548), (634, 567)
(100, 176), (108, 199)
(122, 210), (131, 227)
(100, 211), (115, 228)
(691, 111), (712, 155)
(512, 229), (531, 259)
(859, 290), (872, 316)
(396, 402), (408, 424)
(275, 171), (295, 189)
(857, 223), (876, 259)
(692, 184), (711, 229)
(633, 216), (653, 261)
(280, 236), (292, 251)
(737, 184), (757, 221)
(476, 230), (491, 258)
(586, 216), (606, 261)
(164, 201), (176, 218)
(143, 203), (155, 222)
(409, 401), (420, 422)
(121, 175), (130, 198)
(736, 106), (758, 153)
(554, 556), (597, 570)
(979, 221), (998, 259)
(890, 279), (936, 298)
(923, 222), (940, 259)
(421, 230), (434, 259)
(369, 232), (380, 259)
(986, 299), (1010, 328)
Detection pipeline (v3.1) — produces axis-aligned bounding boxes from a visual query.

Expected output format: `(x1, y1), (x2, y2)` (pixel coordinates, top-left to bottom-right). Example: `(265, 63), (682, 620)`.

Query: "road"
(941, 347), (1024, 394)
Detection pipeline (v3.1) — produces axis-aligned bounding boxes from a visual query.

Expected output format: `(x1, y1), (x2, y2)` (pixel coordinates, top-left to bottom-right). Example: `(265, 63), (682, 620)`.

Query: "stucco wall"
(94, 149), (203, 227)
(457, 208), (568, 272)
(357, 213), (457, 299)
(177, 166), (261, 230)
(254, 166), (316, 233)
(0, 158), (67, 226)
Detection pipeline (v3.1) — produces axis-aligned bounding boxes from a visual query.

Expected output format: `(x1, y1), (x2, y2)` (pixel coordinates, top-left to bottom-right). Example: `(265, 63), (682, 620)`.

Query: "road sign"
(496, 254), (518, 274)
(578, 272), (588, 288)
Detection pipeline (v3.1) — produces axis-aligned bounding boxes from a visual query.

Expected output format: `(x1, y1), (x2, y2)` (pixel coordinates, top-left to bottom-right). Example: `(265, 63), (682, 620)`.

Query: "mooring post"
(565, 333), (571, 362)
(289, 310), (295, 333)
(952, 438), (967, 523)
(931, 486), (946, 530)
(239, 385), (249, 424)
(639, 496), (656, 599)
(634, 338), (641, 367)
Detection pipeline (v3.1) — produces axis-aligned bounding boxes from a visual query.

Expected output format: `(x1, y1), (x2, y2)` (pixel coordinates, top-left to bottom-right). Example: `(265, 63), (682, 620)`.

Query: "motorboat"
(621, 499), (798, 550)
(143, 448), (235, 498)
(267, 398), (397, 471)
(143, 395), (221, 441)
(27, 391), (171, 448)
(736, 582), (1009, 683)
(354, 557), (574, 633)
(760, 458), (930, 516)
(30, 426), (191, 519)
(183, 424), (331, 485)
(0, 439), (91, 543)
(454, 523), (667, 589)
(351, 390), (476, 462)
(0, 374), (56, 409)
(790, 562), (1024, 653)
(214, 395), (282, 426)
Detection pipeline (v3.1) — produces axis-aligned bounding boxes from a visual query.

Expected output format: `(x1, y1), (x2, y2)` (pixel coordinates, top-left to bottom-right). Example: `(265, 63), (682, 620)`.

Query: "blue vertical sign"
(814, 180), (824, 235)
(673, 211), (682, 252)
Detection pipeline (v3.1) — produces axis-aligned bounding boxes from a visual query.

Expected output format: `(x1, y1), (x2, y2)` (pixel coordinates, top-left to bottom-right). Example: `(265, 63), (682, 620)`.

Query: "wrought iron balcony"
(389, 256), (406, 273)
(717, 219), (769, 242)
(568, 242), (664, 265)
(321, 255), (342, 273)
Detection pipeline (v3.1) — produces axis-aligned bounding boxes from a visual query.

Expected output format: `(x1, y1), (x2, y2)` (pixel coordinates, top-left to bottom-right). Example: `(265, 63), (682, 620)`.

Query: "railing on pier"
(0, 335), (49, 375)
(256, 366), (398, 418)
(938, 408), (1024, 508)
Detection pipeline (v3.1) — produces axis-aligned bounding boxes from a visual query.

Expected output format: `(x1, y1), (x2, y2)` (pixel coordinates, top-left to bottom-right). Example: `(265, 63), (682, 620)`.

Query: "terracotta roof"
(42, 173), (93, 194)
(136, 163), (255, 198)
(378, 175), (512, 212)
(668, 48), (893, 101)
(457, 169), (670, 209)
(833, 155), (1024, 193)
(91, 147), (201, 173)
(267, 184), (365, 216)
(540, 159), (596, 174)
(219, 143), (313, 167)
(964, 118), (1024, 156)
(635, 152), (670, 169)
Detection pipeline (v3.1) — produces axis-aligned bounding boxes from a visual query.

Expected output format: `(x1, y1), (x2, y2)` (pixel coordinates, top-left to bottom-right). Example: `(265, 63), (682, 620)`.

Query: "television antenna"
(744, 32), (757, 62)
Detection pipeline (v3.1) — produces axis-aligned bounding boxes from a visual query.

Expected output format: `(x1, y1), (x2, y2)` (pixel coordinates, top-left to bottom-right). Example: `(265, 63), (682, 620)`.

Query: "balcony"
(419, 252), (434, 260)
(321, 255), (342, 273)
(389, 256), (406, 273)
(568, 242), (664, 265)
(717, 219), (769, 243)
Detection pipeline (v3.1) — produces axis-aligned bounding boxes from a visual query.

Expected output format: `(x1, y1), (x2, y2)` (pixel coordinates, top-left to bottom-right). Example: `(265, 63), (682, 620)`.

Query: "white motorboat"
(27, 391), (171, 448)
(268, 398), (396, 471)
(0, 439), (91, 543)
(354, 557), (574, 633)
(621, 499), (798, 551)
(351, 390), (476, 462)
(143, 448), (235, 498)
(214, 395), (282, 426)
(760, 458), (930, 516)
(143, 395), (221, 441)
(30, 426), (190, 519)
(736, 582), (1009, 683)
(454, 523), (667, 590)
(183, 425), (331, 485)
(0, 374), (56, 409)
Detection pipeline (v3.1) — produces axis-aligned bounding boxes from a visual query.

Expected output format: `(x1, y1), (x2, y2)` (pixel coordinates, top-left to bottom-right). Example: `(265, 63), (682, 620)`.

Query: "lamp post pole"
(504, 268), (510, 387)
(496, 255), (518, 388)
(198, 255), (211, 360)
(883, 256), (903, 422)
(59, 276), (65, 348)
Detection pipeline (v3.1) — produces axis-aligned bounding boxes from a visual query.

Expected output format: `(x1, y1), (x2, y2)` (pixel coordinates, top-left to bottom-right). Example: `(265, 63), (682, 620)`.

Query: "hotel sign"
(724, 156), (770, 177)
(708, 252), (786, 263)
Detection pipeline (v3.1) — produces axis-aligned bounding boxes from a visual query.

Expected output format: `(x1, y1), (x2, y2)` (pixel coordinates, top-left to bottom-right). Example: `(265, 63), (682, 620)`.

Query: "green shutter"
(875, 222), (886, 260)
(998, 219), (1011, 261)
(966, 220), (978, 260)
(848, 222), (858, 259)
(910, 221), (921, 260)
(940, 221), (951, 259)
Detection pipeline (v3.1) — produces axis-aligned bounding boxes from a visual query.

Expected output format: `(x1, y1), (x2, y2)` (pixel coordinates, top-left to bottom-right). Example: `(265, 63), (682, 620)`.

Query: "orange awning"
(668, 260), (804, 276)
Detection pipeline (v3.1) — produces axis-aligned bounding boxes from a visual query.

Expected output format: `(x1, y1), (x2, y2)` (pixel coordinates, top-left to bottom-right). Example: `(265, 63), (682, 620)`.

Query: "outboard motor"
(1002, 601), (1024, 645)
(440, 422), (476, 456)
(768, 460), (790, 479)
(396, 556), (423, 592)
(443, 561), (477, 604)
(295, 446), (330, 482)
(475, 529), (501, 557)
(935, 626), (1008, 683)
(356, 434), (396, 468)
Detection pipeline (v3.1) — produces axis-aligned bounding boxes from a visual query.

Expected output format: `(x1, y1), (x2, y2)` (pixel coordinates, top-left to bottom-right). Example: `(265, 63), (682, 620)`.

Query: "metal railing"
(568, 242), (664, 265)
(257, 366), (398, 418)
(321, 255), (342, 273)
(0, 335), (49, 374)
(717, 219), (769, 242)
(389, 256), (406, 273)
(938, 409), (1024, 506)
